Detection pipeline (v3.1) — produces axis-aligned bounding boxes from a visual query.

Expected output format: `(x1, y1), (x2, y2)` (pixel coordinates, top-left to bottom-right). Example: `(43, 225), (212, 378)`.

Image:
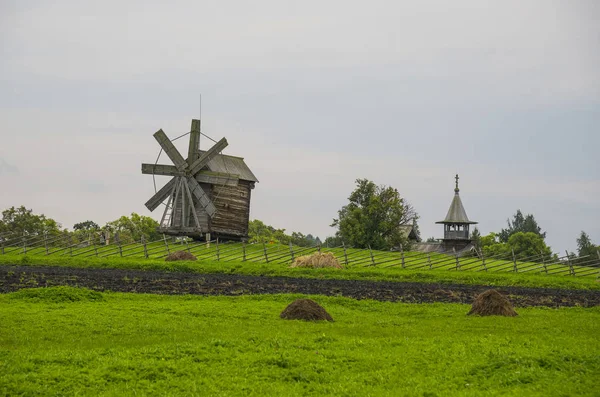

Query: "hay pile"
(290, 252), (342, 269)
(468, 289), (518, 317)
(165, 251), (197, 261)
(280, 299), (334, 321)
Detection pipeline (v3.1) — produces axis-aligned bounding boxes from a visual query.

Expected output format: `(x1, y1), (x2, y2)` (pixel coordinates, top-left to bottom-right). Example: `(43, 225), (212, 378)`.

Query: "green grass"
(0, 252), (598, 291)
(1, 287), (598, 396)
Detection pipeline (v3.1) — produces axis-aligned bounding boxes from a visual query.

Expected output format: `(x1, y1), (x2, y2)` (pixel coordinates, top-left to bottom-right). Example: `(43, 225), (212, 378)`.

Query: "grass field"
(1, 287), (598, 396)
(1, 252), (598, 291)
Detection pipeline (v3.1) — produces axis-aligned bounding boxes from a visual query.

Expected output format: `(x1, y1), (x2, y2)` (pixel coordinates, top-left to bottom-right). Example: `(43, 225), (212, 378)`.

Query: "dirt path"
(1, 265), (599, 307)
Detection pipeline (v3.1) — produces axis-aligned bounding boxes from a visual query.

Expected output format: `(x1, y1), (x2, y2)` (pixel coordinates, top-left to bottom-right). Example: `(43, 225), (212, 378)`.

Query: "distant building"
(413, 174), (477, 255)
(435, 174), (477, 251)
(399, 221), (421, 243)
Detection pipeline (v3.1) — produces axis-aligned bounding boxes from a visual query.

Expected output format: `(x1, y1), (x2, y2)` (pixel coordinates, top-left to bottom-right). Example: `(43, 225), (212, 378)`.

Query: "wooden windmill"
(142, 119), (258, 241)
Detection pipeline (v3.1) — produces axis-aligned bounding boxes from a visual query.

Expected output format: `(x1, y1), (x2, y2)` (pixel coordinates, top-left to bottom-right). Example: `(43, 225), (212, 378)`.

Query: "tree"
(324, 235), (344, 247)
(480, 231), (552, 260)
(331, 179), (418, 250)
(0, 206), (62, 236)
(498, 210), (546, 243)
(470, 227), (482, 251)
(104, 213), (160, 243)
(576, 231), (597, 260)
(247, 219), (320, 246)
(73, 220), (99, 231)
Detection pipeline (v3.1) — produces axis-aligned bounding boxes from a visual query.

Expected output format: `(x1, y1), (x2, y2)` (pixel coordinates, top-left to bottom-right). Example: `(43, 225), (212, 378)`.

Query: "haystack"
(280, 299), (334, 321)
(165, 251), (197, 261)
(468, 289), (517, 317)
(290, 252), (342, 269)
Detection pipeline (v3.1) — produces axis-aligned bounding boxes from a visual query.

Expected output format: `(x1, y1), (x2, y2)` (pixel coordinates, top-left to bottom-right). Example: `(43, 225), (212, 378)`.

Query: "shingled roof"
(436, 175), (477, 225)
(199, 150), (259, 183)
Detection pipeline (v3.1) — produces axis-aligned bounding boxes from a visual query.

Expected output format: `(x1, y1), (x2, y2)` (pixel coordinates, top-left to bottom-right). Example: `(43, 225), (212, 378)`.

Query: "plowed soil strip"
(1, 265), (599, 307)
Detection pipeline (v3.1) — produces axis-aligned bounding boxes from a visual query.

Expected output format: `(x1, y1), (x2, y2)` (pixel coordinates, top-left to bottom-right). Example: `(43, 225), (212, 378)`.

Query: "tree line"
(1, 177), (597, 261)
(0, 206), (161, 245)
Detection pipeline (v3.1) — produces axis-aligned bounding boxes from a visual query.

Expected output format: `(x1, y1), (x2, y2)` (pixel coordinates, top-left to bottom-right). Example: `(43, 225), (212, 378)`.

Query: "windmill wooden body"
(142, 119), (258, 240)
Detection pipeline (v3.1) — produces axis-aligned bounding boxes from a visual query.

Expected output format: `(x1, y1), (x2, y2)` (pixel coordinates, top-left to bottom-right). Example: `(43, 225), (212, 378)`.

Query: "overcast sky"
(1, 0), (598, 252)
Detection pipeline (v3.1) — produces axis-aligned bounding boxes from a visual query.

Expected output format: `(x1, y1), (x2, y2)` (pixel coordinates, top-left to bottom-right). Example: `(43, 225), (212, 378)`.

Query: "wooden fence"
(0, 230), (599, 278)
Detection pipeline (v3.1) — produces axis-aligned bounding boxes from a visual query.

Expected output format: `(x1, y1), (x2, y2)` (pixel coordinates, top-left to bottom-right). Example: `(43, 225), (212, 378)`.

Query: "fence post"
(428, 253), (432, 270)
(44, 231), (49, 255)
(289, 242), (295, 263)
(163, 234), (170, 255)
(68, 235), (73, 256)
(596, 250), (600, 280)
(141, 236), (149, 259)
(216, 238), (220, 261)
(512, 249), (518, 272)
(185, 238), (190, 253)
(540, 250), (547, 274)
(454, 247), (460, 270)
(22, 232), (27, 255)
(263, 242), (269, 263)
(116, 233), (123, 257)
(0, 237), (4, 255)
(400, 244), (405, 269)
(565, 250), (575, 276)
(368, 245), (375, 266)
(342, 243), (349, 267)
(242, 241), (247, 262)
(480, 250), (487, 271)
(93, 233), (99, 256)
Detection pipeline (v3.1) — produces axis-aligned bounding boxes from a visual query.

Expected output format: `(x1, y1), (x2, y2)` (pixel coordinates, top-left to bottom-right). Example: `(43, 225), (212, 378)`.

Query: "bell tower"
(435, 174), (478, 251)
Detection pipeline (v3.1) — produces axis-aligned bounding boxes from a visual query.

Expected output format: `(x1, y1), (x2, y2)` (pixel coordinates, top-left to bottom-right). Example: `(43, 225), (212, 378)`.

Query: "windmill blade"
(141, 163), (183, 177)
(188, 119), (201, 163)
(186, 176), (217, 218)
(153, 129), (188, 171)
(145, 177), (177, 211)
(196, 171), (239, 187)
(188, 137), (228, 175)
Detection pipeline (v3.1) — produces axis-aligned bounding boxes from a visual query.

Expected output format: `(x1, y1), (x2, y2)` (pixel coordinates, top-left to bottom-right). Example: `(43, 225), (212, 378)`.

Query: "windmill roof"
(199, 151), (259, 183)
(435, 192), (477, 224)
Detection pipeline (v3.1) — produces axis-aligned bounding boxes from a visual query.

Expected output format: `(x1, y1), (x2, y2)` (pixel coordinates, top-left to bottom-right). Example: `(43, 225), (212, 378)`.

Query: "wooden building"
(435, 174), (477, 251)
(142, 119), (258, 241)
